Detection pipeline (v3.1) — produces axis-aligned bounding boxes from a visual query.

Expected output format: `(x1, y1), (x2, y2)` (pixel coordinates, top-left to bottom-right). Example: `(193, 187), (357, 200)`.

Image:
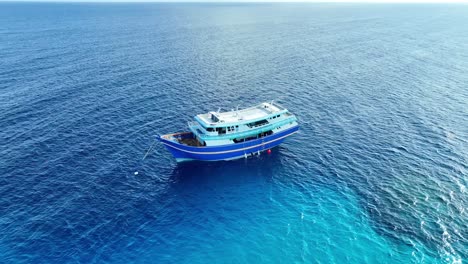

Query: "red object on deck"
(267, 149), (272, 154)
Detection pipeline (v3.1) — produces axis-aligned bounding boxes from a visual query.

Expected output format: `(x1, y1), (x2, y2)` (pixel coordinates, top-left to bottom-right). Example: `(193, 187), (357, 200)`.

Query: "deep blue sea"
(1, 2), (467, 263)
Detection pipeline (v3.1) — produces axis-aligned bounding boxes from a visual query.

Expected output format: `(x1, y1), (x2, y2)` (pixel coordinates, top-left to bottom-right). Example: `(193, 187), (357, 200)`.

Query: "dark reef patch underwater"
(0, 3), (467, 263)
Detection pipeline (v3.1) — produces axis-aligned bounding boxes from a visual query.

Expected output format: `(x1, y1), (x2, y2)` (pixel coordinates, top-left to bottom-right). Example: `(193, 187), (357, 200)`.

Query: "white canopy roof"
(196, 102), (285, 127)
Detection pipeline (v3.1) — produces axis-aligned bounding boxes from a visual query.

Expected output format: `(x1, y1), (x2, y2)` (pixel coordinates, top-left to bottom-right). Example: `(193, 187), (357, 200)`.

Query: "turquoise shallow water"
(0, 3), (467, 263)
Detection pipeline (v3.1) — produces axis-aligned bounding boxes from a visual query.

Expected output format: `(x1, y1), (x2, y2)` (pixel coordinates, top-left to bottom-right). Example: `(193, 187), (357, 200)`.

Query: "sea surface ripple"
(0, 3), (467, 263)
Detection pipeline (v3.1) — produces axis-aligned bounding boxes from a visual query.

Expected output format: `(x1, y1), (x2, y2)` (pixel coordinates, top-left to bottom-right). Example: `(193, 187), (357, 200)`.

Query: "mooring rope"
(142, 138), (158, 160)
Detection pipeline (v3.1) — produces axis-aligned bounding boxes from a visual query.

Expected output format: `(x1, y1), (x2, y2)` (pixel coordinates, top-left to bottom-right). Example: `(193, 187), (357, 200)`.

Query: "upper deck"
(195, 102), (287, 128)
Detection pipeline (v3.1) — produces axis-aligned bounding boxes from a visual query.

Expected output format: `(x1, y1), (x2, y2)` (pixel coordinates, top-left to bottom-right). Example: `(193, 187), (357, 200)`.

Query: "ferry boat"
(158, 101), (299, 161)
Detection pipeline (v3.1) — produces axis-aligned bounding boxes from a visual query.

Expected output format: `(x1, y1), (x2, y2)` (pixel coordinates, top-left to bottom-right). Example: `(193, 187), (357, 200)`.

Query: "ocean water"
(0, 2), (467, 263)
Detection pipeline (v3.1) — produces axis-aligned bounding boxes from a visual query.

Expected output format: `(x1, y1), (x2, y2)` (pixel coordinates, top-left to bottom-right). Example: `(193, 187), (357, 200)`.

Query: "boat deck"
(197, 102), (284, 126)
(179, 138), (203, 147)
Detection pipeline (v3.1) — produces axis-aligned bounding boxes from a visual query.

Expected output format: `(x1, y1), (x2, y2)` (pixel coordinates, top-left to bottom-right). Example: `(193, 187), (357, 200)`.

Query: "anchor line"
(143, 138), (158, 160)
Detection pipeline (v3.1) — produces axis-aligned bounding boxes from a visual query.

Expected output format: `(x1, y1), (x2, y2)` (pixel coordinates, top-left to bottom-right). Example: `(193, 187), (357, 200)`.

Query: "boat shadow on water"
(166, 148), (287, 187)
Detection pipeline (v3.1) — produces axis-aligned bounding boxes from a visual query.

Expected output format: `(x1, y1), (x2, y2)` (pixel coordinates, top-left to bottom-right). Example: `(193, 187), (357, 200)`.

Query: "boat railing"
(188, 121), (218, 136)
(270, 101), (286, 111)
(196, 116), (297, 140)
(188, 121), (203, 133)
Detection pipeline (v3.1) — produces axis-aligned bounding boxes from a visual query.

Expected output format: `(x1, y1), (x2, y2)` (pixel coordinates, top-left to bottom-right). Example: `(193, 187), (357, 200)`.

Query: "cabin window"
(211, 114), (219, 122)
(247, 119), (269, 128)
(207, 128), (214, 132)
(233, 130), (273, 143)
(258, 130), (273, 138)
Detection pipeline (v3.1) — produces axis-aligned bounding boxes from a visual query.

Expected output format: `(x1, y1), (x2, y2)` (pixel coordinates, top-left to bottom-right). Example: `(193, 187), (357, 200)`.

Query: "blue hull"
(158, 125), (299, 161)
